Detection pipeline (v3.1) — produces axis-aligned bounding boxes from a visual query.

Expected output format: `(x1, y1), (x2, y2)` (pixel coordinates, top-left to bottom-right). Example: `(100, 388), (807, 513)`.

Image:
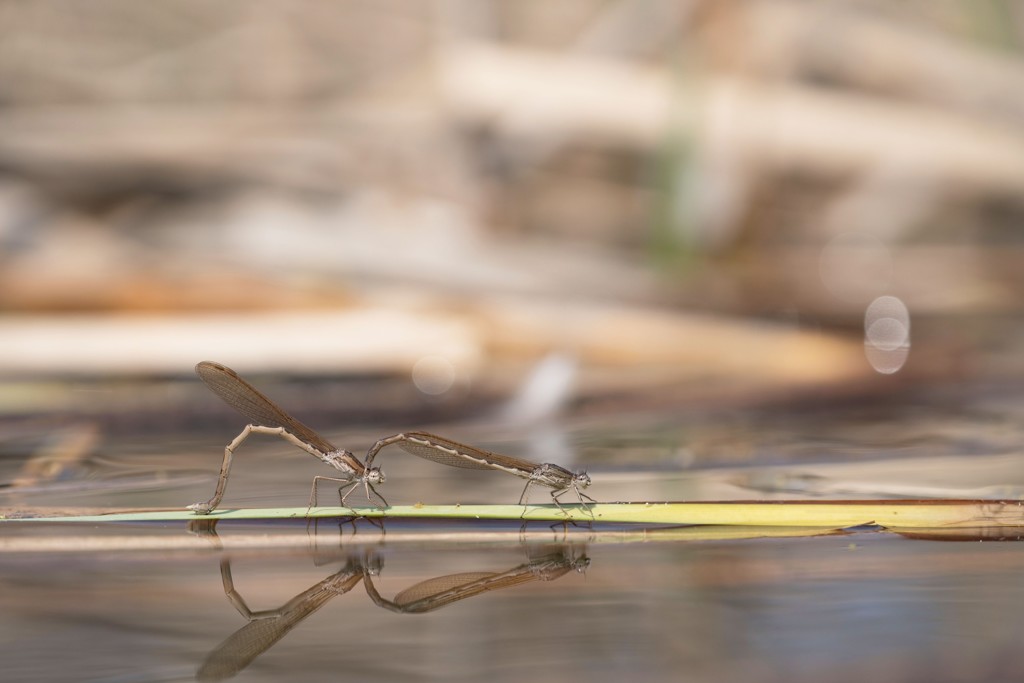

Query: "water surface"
(4, 385), (1024, 682)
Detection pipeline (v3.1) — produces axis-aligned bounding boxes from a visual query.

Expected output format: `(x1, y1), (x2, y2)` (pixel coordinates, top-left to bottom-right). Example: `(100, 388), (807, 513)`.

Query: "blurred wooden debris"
(439, 42), (1024, 195)
(0, 1), (1022, 388)
(0, 295), (871, 419)
(10, 423), (99, 488)
(0, 308), (483, 377)
(723, 1), (1024, 125)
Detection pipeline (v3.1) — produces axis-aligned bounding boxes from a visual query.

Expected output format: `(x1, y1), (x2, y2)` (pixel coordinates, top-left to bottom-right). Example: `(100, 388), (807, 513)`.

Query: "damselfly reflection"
(363, 432), (595, 512)
(189, 361), (386, 514)
(362, 545), (589, 615)
(197, 555), (368, 682)
(197, 545), (588, 681)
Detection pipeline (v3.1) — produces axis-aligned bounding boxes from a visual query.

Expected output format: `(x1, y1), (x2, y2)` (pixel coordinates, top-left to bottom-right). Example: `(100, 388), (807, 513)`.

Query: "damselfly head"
(574, 471), (592, 489)
(363, 552), (384, 576)
(366, 467), (385, 485)
(572, 555), (591, 573)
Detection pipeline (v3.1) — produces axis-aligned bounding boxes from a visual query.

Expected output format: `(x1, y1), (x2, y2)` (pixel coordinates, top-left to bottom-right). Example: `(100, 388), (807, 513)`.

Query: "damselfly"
(188, 361), (386, 514)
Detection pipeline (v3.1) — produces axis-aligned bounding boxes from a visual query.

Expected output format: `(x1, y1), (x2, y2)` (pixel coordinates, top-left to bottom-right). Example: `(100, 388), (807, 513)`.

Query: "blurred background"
(8, 4), (1024, 683)
(2, 0), (1024, 505)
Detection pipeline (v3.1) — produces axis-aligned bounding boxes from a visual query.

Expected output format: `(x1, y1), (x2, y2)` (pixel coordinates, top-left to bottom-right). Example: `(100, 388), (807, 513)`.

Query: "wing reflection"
(197, 544), (588, 681)
(363, 545), (589, 615)
(196, 556), (365, 682)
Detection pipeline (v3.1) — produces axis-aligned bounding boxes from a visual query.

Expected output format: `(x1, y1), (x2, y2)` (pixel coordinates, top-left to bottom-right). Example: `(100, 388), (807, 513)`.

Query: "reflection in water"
(197, 544), (588, 681)
(197, 556), (365, 682)
(363, 545), (589, 614)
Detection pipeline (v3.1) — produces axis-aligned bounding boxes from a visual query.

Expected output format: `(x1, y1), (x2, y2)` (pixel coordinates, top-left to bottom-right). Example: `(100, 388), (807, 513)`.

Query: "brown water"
(2, 523), (1024, 682)
(3, 384), (1024, 682)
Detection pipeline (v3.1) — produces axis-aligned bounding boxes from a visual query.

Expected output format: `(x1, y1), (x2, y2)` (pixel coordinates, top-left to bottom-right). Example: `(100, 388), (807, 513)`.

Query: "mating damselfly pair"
(188, 361), (594, 515)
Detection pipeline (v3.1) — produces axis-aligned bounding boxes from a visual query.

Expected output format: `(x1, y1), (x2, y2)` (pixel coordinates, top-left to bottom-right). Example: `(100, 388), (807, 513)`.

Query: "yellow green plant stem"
(5, 499), (1024, 528)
